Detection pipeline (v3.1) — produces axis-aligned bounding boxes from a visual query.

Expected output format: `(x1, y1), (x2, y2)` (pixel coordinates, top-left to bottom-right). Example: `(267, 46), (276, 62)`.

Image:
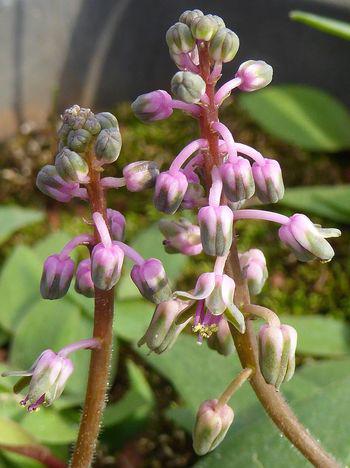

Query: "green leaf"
(0, 418), (36, 445)
(20, 409), (77, 444)
(290, 10), (350, 40)
(103, 360), (154, 428)
(33, 232), (73, 262)
(0, 207), (43, 246)
(279, 314), (350, 357)
(115, 300), (154, 343)
(0, 246), (42, 333)
(117, 224), (189, 300)
(239, 85), (350, 152)
(195, 359), (350, 467)
(281, 185), (350, 224)
(9, 300), (92, 399)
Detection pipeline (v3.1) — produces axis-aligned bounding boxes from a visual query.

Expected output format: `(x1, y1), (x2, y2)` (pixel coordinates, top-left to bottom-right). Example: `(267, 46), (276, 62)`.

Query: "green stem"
(197, 44), (339, 467)
(70, 156), (115, 468)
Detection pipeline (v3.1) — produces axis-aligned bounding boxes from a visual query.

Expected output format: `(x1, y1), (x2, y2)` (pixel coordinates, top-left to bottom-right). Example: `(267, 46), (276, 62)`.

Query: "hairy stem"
(70, 156), (115, 468)
(197, 45), (339, 467)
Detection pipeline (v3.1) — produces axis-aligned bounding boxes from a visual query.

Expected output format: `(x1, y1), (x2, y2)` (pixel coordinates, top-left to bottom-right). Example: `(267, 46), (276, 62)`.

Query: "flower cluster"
(132, 9), (341, 455)
(3, 105), (172, 411)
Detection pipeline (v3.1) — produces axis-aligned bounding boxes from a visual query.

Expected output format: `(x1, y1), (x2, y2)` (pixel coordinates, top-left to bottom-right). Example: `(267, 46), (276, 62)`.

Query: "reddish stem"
(70, 154), (115, 468)
(197, 46), (339, 467)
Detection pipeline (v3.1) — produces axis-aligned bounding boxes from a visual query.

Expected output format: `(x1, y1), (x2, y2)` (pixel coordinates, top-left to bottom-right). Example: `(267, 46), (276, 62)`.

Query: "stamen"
(27, 394), (45, 412)
(19, 395), (29, 407)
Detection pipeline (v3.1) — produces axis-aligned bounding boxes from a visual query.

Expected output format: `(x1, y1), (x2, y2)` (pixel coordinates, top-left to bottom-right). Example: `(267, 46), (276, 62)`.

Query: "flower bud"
(131, 258), (172, 304)
(207, 318), (235, 356)
(191, 15), (220, 41)
(67, 128), (91, 153)
(83, 114), (102, 135)
(193, 399), (234, 455)
(179, 9), (204, 27)
(138, 299), (192, 354)
(91, 243), (124, 290)
(207, 14), (226, 29)
(55, 148), (89, 183)
(75, 259), (94, 298)
(154, 170), (188, 214)
(40, 254), (74, 300)
(236, 60), (273, 92)
(132, 90), (173, 123)
(95, 112), (119, 130)
(239, 249), (268, 295)
(166, 22), (195, 55)
(61, 105), (93, 130)
(107, 209), (126, 241)
(36, 165), (79, 203)
(252, 158), (284, 204)
(278, 214), (341, 262)
(220, 157), (255, 202)
(182, 182), (206, 209)
(258, 323), (297, 388)
(227, 200), (245, 212)
(209, 28), (239, 63)
(123, 161), (159, 192)
(94, 127), (122, 164)
(198, 205), (233, 256)
(2, 349), (74, 411)
(171, 71), (206, 104)
(159, 218), (202, 256)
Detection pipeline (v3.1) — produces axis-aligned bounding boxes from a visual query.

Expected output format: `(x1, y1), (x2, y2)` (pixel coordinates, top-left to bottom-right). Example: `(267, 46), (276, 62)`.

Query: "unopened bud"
(252, 158), (284, 204)
(94, 127), (122, 164)
(207, 318), (235, 356)
(131, 258), (172, 304)
(191, 15), (220, 41)
(198, 205), (233, 256)
(138, 299), (192, 354)
(236, 60), (273, 92)
(55, 148), (89, 183)
(179, 9), (204, 27)
(193, 399), (234, 455)
(171, 71), (206, 104)
(220, 157), (255, 202)
(75, 259), (94, 298)
(154, 170), (188, 214)
(258, 323), (297, 388)
(166, 22), (195, 55)
(182, 182), (206, 209)
(209, 28), (239, 63)
(239, 249), (268, 295)
(278, 214), (341, 262)
(36, 165), (79, 202)
(40, 254), (74, 300)
(91, 243), (124, 290)
(159, 218), (202, 256)
(132, 90), (173, 123)
(95, 112), (119, 130)
(107, 209), (126, 241)
(67, 129), (91, 153)
(123, 161), (159, 192)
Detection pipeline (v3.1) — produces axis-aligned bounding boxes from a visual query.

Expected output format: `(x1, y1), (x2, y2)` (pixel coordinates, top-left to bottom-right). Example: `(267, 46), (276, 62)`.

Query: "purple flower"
(132, 90), (173, 122)
(2, 349), (73, 412)
(36, 165), (80, 203)
(219, 157), (255, 202)
(159, 218), (202, 256)
(236, 60), (273, 92)
(198, 205), (233, 256)
(239, 248), (268, 295)
(252, 158), (284, 204)
(107, 209), (126, 241)
(40, 254), (75, 300)
(278, 214), (341, 262)
(131, 258), (172, 304)
(154, 170), (188, 214)
(123, 160), (159, 192)
(75, 259), (95, 298)
(91, 243), (124, 291)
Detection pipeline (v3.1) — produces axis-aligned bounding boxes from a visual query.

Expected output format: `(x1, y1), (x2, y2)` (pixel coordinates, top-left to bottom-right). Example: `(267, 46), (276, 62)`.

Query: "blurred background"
(0, 1), (350, 467)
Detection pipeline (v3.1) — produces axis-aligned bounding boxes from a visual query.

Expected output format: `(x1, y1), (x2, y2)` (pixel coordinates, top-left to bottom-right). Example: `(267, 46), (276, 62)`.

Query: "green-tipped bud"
(258, 324), (297, 388)
(94, 127), (122, 164)
(207, 14), (225, 28)
(193, 399), (234, 455)
(207, 319), (235, 356)
(191, 15), (220, 41)
(67, 129), (91, 153)
(209, 28), (239, 63)
(179, 9), (204, 27)
(55, 148), (89, 183)
(171, 71), (206, 104)
(96, 112), (119, 130)
(83, 115), (101, 135)
(166, 22), (195, 55)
